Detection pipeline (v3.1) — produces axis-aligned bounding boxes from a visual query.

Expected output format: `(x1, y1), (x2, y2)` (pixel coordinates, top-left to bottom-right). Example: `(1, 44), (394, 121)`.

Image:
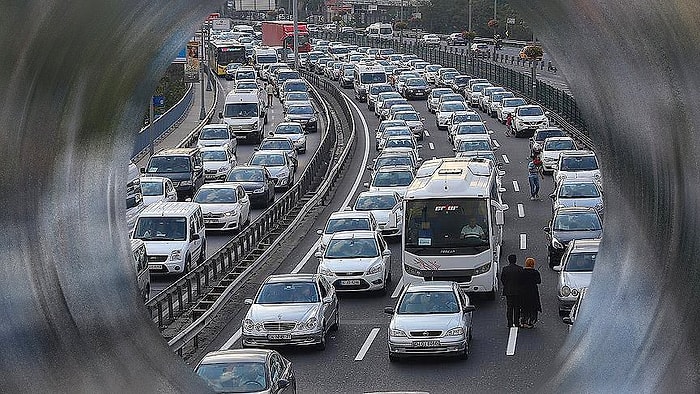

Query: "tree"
(394, 21), (408, 31)
(462, 30), (477, 54)
(521, 45), (543, 60)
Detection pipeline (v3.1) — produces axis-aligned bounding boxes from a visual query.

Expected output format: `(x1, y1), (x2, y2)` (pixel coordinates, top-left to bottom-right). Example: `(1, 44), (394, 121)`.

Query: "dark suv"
(543, 207), (603, 268)
(142, 148), (204, 200)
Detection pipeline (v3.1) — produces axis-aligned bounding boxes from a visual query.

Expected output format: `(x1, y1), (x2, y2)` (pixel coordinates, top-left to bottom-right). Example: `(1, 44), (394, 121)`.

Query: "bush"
(522, 45), (544, 60)
(462, 30), (477, 40)
(394, 21), (408, 30)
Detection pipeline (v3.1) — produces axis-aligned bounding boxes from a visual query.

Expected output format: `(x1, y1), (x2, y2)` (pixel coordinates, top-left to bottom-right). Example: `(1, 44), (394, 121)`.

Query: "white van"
(253, 47), (279, 71)
(130, 239), (151, 302)
(219, 91), (267, 143)
(366, 23), (393, 40)
(353, 63), (387, 102)
(131, 202), (206, 275)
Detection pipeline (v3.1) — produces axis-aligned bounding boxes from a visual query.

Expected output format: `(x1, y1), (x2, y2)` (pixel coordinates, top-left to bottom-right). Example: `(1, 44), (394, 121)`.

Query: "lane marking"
(428, 142), (435, 150)
(355, 328), (381, 361)
(512, 180), (520, 192)
(520, 234), (527, 250)
(492, 139), (500, 148)
(517, 203), (525, 218)
(502, 154), (510, 164)
(423, 130), (430, 137)
(292, 240), (321, 273)
(391, 276), (404, 298)
(506, 327), (518, 355)
(432, 156), (437, 160)
(220, 328), (242, 350)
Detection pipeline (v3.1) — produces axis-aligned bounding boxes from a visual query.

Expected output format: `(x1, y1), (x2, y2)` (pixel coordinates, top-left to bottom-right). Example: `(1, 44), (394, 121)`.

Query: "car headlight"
(224, 209), (239, 217)
(571, 288), (580, 297)
(297, 317), (318, 331)
(169, 250), (182, 261)
(403, 263), (421, 277)
(557, 174), (567, 182)
(367, 263), (384, 275)
(390, 328), (407, 337)
(595, 202), (604, 211)
(253, 187), (265, 193)
(180, 180), (193, 186)
(473, 261), (492, 276)
(253, 121), (259, 129)
(594, 173), (602, 180)
(218, 166), (229, 172)
(552, 237), (564, 249)
(309, 116), (317, 122)
(243, 319), (255, 332)
(445, 327), (465, 337)
(544, 157), (557, 162)
(560, 285), (571, 297)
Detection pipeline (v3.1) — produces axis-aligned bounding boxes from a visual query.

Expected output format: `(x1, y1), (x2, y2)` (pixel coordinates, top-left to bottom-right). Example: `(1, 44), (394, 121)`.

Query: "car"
(436, 101), (469, 130)
(449, 75), (471, 95)
(374, 91), (403, 117)
(383, 136), (421, 155)
(339, 67), (354, 88)
(391, 111), (425, 141)
(423, 64), (442, 84)
(241, 274), (339, 350)
(520, 44), (543, 60)
(234, 67), (257, 83)
(422, 34), (441, 45)
(234, 80), (260, 94)
(280, 79), (308, 98)
(554, 239), (599, 316)
(226, 166), (276, 207)
(316, 230), (392, 293)
(479, 86), (506, 112)
(544, 207), (603, 268)
(530, 127), (567, 155)
(426, 88), (453, 113)
(395, 72), (422, 95)
(316, 210), (379, 250)
(271, 122), (307, 153)
(369, 150), (419, 173)
(554, 151), (602, 185)
(139, 176), (178, 207)
(353, 191), (403, 237)
(195, 349), (297, 393)
(401, 78), (430, 100)
(453, 137), (496, 155)
(550, 179), (604, 217)
(471, 43), (490, 57)
(201, 146), (237, 182)
(366, 83), (395, 111)
(363, 165), (415, 197)
(447, 111), (484, 140)
(248, 150), (295, 191)
(486, 91), (515, 118)
(197, 124), (238, 155)
(512, 104), (550, 137)
(283, 103), (318, 132)
(282, 91), (312, 107)
(436, 70), (459, 89)
(259, 137), (298, 169)
(376, 125), (413, 151)
(465, 82), (493, 107)
(378, 98), (409, 121)
(385, 281), (475, 361)
(447, 32), (467, 46)
(497, 97), (528, 123)
(193, 182), (251, 232)
(142, 147), (204, 200)
(224, 62), (243, 80)
(540, 137), (578, 174)
(385, 103), (416, 122)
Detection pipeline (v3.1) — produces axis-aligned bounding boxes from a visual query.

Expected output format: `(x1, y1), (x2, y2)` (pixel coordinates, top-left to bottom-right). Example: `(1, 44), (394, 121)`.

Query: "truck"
(262, 21), (311, 53)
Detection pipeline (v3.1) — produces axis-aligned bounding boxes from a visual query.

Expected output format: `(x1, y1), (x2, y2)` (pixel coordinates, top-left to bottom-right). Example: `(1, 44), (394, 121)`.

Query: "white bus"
(366, 23), (394, 40)
(401, 158), (508, 299)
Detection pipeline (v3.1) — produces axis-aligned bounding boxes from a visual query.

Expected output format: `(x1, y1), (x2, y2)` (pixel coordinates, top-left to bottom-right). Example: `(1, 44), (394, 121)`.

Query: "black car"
(226, 166), (276, 207)
(195, 349), (296, 393)
(530, 127), (566, 155)
(543, 207), (603, 268)
(449, 75), (471, 95)
(402, 78), (429, 100)
(284, 104), (318, 132)
(142, 147), (204, 200)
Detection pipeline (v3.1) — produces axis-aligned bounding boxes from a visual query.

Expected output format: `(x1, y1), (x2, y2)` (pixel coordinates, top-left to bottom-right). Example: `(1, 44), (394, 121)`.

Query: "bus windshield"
(404, 199), (490, 254)
(215, 45), (246, 66)
(361, 72), (387, 85)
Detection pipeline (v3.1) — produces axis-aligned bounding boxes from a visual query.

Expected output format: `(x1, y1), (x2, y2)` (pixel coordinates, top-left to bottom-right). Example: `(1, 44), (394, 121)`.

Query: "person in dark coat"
(500, 254), (524, 328)
(520, 257), (542, 328)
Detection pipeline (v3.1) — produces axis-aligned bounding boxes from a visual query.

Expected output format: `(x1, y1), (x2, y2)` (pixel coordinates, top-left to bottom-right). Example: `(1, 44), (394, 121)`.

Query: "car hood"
(553, 229), (603, 244)
(264, 166), (288, 178)
(142, 195), (165, 206)
(557, 170), (601, 182)
(370, 185), (409, 197)
(204, 161), (229, 171)
(554, 197), (603, 210)
(286, 114), (314, 121)
(198, 139), (229, 147)
(200, 203), (239, 214)
(247, 303), (319, 322)
(518, 115), (547, 122)
(142, 240), (187, 255)
(391, 313), (462, 333)
(238, 181), (266, 192)
(322, 257), (382, 272)
(561, 271), (593, 290)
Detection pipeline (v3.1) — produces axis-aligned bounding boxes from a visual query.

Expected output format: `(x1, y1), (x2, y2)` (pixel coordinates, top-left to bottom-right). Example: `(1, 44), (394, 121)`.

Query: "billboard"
(212, 18), (232, 31)
(234, 0), (275, 11)
(184, 41), (200, 83)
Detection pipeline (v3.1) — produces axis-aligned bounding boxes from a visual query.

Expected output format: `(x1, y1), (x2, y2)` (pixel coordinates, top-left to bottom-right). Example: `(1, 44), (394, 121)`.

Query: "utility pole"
(468, 0), (472, 33)
(199, 24), (206, 120)
(493, 0), (497, 21)
(293, 0), (299, 69)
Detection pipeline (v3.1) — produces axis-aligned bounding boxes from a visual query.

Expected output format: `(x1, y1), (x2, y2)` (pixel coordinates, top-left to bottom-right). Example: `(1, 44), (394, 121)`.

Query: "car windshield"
(503, 98), (527, 107)
(384, 128), (411, 137)
(196, 361), (269, 393)
(283, 82), (307, 92)
(140, 181), (163, 196)
(200, 128), (229, 140)
(201, 151), (228, 161)
(559, 183), (601, 198)
(370, 85), (393, 95)
(385, 139), (415, 149)
(255, 282), (319, 304)
(456, 124), (487, 135)
(236, 82), (257, 91)
(535, 129), (566, 141)
(361, 72), (387, 84)
(259, 140), (293, 150)
(236, 70), (255, 80)
(275, 124), (303, 135)
(355, 194), (397, 210)
(250, 153), (286, 166)
(375, 156), (413, 169)
(133, 217), (187, 241)
(224, 103), (258, 118)
(373, 170), (414, 187)
(287, 106), (314, 114)
(453, 114), (482, 123)
(325, 238), (379, 258)
(227, 169), (264, 182)
(398, 291), (459, 314)
(406, 79), (425, 87)
(561, 156), (599, 171)
(472, 84), (490, 93)
(286, 92), (310, 101)
(379, 92), (402, 101)
(519, 106), (544, 116)
(544, 139), (576, 150)
(441, 102), (467, 112)
(553, 212), (602, 231)
(441, 94), (463, 102)
(396, 112), (420, 121)
(457, 140), (491, 152)
(194, 188), (237, 204)
(325, 217), (371, 234)
(147, 156), (190, 173)
(378, 121), (406, 132)
(565, 252), (597, 272)
(454, 76), (470, 84)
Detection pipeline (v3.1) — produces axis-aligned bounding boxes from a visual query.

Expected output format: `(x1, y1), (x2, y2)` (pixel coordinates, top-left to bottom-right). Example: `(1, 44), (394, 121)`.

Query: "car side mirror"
(244, 298), (253, 305)
(382, 250), (392, 257)
(383, 306), (395, 315)
(417, 145), (423, 149)
(185, 198), (192, 202)
(366, 165), (373, 171)
(463, 304), (476, 313)
(363, 182), (369, 188)
(316, 229), (323, 235)
(495, 210), (505, 226)
(452, 148), (457, 152)
(553, 265), (562, 272)
(543, 226), (551, 232)
(562, 316), (573, 325)
(549, 193), (556, 199)
(277, 379), (290, 389)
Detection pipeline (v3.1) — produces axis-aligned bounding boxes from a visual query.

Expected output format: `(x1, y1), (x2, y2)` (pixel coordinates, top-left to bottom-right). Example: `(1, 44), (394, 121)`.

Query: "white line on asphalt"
(492, 139), (500, 148)
(520, 234), (527, 250)
(391, 276), (405, 298)
(428, 142), (435, 150)
(292, 240), (321, 274)
(424, 130), (430, 137)
(517, 204), (525, 218)
(502, 154), (510, 164)
(355, 328), (381, 361)
(506, 327), (518, 355)
(220, 328), (242, 350)
(432, 156), (437, 160)
(512, 180), (520, 192)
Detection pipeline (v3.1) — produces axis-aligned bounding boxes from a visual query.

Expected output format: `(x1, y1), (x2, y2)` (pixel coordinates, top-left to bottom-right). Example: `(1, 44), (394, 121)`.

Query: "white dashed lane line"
(428, 142), (435, 150)
(517, 203), (525, 218)
(391, 277), (404, 298)
(355, 328), (381, 361)
(492, 139), (500, 148)
(506, 327), (519, 356)
(520, 234), (527, 250)
(220, 328), (242, 350)
(502, 154), (510, 164)
(512, 180), (520, 192)
(424, 130), (430, 137)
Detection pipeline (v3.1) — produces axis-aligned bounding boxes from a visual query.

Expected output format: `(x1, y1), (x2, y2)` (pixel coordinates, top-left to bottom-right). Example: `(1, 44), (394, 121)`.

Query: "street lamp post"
(292, 0), (299, 69)
(468, 0), (472, 33)
(199, 24), (206, 120)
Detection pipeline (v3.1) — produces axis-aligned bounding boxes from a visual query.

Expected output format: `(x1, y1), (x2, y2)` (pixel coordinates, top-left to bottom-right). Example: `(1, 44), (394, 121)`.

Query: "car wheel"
(461, 341), (470, 360)
(316, 324), (327, 351)
(330, 307), (339, 331)
(183, 255), (191, 274)
(388, 353), (399, 363)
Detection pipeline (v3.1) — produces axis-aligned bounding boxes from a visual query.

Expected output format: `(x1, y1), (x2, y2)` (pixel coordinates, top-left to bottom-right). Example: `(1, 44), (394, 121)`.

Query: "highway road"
(197, 73), (573, 392)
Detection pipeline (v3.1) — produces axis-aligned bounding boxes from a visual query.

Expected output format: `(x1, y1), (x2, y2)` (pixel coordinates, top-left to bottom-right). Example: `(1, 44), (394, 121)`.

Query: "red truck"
(262, 21), (311, 52)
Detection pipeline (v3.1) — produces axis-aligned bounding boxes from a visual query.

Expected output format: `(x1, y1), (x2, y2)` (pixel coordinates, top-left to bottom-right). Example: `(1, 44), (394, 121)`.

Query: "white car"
(316, 230), (392, 293)
(353, 191), (403, 237)
(139, 176), (178, 206)
(363, 165), (415, 197)
(424, 64), (442, 84)
(512, 105), (550, 137)
(422, 34), (441, 45)
(374, 92), (403, 117)
(427, 88), (453, 113)
(201, 146), (237, 183)
(479, 87), (506, 113)
(447, 111), (483, 140)
(436, 101), (469, 130)
(497, 97), (527, 123)
(377, 126), (413, 151)
(193, 182), (251, 232)
(454, 137), (497, 156)
(316, 211), (379, 250)
(248, 150), (296, 191)
(385, 281), (475, 361)
(554, 151), (602, 185)
(272, 122), (307, 153)
(554, 239), (599, 316)
(540, 137), (578, 174)
(487, 91), (515, 118)
(391, 111), (425, 141)
(466, 82), (493, 107)
(197, 124), (237, 155)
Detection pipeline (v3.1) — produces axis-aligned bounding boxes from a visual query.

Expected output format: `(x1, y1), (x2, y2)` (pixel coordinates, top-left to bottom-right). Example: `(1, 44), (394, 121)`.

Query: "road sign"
(152, 96), (165, 107)
(212, 18), (231, 31)
(507, 17), (516, 24)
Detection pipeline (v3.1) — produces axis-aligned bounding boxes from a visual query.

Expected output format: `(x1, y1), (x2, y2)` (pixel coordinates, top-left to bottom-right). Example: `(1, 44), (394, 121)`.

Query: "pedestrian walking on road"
(265, 83), (275, 107)
(520, 257), (542, 328)
(500, 254), (524, 328)
(527, 155), (544, 200)
(505, 113), (514, 136)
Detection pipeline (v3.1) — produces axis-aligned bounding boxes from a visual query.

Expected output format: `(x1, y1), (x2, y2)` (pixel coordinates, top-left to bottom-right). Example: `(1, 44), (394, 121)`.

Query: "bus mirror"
(495, 210), (505, 226)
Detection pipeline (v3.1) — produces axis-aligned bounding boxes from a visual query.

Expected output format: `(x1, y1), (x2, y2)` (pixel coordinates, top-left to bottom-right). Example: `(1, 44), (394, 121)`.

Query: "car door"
(318, 277), (335, 329)
(458, 286), (473, 332)
(377, 233), (391, 272)
(165, 179), (178, 202)
(238, 186), (250, 223)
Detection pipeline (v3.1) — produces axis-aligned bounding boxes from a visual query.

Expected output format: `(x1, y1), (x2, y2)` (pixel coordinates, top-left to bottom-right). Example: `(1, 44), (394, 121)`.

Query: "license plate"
(340, 279), (361, 286)
(267, 334), (291, 340)
(412, 340), (441, 347)
(149, 264), (164, 270)
(204, 219), (218, 224)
